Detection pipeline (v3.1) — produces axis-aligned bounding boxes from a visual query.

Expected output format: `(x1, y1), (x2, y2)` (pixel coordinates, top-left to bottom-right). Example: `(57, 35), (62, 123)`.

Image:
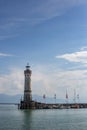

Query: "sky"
(0, 0), (87, 102)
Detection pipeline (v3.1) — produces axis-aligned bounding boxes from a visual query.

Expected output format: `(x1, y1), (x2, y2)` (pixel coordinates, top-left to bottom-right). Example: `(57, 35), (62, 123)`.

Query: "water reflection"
(21, 110), (33, 130)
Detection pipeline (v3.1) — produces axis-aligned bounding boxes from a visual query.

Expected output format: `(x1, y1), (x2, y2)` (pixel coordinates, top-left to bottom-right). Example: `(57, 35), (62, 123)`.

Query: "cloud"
(0, 52), (13, 57)
(31, 0), (87, 20)
(32, 65), (87, 100)
(56, 49), (87, 64)
(0, 0), (86, 38)
(0, 34), (18, 40)
(1, 0), (87, 25)
(80, 46), (87, 51)
(0, 68), (24, 95)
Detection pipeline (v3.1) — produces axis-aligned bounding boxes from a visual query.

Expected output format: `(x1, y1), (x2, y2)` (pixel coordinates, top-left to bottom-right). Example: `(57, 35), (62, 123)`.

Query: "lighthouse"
(20, 64), (35, 109)
(19, 64), (46, 109)
(24, 63), (32, 102)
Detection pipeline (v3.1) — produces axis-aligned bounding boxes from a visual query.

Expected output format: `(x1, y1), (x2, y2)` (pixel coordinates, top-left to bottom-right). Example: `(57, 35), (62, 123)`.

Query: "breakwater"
(19, 100), (87, 109)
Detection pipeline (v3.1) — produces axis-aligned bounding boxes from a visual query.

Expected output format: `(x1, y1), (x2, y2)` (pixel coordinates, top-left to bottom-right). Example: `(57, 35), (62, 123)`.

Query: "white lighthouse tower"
(24, 63), (32, 102)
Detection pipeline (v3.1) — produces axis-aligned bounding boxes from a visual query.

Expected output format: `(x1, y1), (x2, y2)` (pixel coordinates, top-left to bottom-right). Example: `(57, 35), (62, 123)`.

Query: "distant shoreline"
(0, 103), (18, 105)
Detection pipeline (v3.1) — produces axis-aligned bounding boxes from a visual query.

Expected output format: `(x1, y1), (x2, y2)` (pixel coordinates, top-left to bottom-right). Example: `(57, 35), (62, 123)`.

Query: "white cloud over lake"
(0, 52), (13, 57)
(56, 49), (87, 65)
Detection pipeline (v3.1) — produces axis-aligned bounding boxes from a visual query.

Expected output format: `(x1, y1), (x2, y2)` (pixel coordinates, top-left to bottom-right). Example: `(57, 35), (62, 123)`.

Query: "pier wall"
(19, 100), (87, 109)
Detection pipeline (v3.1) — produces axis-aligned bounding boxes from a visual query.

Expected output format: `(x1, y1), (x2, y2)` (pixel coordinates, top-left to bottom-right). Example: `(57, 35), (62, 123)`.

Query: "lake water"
(0, 105), (87, 130)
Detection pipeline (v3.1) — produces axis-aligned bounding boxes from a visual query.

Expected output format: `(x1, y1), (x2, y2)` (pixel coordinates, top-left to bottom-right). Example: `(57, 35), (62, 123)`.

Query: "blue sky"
(0, 0), (87, 102)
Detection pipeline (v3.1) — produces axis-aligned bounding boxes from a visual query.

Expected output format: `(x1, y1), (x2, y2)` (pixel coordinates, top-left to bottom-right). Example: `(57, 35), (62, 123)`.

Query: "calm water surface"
(0, 105), (87, 130)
